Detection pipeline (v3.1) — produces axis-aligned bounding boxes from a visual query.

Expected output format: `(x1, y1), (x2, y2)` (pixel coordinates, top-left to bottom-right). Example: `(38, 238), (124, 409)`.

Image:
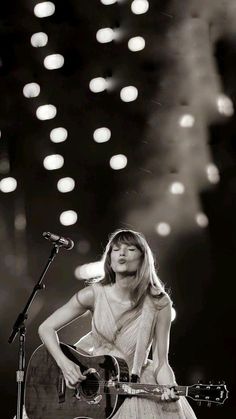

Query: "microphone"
(43, 232), (74, 250)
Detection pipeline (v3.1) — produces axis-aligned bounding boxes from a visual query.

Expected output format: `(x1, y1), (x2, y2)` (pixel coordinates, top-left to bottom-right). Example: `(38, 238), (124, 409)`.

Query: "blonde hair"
(99, 229), (169, 308)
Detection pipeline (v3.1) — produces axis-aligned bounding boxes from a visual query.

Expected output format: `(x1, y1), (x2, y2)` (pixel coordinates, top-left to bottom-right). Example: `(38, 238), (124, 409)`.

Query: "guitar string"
(72, 381), (205, 396)
(73, 382), (219, 399)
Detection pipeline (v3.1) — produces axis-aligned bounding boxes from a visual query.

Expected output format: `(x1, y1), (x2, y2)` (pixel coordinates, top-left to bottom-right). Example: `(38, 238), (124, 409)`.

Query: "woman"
(38, 229), (197, 418)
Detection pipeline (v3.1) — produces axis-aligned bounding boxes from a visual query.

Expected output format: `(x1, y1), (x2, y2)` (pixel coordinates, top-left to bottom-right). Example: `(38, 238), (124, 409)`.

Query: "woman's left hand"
(161, 386), (179, 402)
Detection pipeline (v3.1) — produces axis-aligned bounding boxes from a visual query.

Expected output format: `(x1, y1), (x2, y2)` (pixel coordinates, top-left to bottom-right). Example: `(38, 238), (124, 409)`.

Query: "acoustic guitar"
(25, 343), (228, 419)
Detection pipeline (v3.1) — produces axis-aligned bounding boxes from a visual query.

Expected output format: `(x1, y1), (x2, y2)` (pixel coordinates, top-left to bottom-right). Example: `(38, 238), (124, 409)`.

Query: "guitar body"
(25, 343), (129, 419)
(25, 342), (228, 418)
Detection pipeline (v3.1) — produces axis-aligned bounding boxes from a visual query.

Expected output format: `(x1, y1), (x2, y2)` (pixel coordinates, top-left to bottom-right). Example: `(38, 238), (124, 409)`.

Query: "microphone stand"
(8, 244), (61, 419)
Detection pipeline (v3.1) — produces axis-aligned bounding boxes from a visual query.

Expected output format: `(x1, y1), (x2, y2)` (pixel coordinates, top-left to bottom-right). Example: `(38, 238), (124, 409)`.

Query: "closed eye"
(112, 246), (137, 251)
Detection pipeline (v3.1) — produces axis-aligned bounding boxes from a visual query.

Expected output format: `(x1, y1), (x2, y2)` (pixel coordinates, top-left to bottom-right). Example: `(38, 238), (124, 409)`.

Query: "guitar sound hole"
(81, 372), (99, 397)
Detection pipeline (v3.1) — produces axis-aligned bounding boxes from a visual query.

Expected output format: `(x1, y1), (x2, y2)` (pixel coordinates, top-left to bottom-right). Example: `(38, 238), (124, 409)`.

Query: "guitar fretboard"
(103, 381), (187, 397)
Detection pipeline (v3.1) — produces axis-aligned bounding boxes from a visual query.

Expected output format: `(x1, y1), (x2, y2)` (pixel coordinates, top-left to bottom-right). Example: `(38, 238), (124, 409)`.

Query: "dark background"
(0, 0), (235, 417)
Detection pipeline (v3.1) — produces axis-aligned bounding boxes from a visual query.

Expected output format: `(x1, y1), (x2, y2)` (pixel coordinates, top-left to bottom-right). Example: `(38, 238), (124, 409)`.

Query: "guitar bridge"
(87, 395), (102, 405)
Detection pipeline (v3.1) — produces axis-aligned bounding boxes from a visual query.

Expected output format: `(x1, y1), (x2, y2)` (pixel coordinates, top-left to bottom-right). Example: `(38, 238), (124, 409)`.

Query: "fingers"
(161, 386), (179, 402)
(65, 378), (76, 389)
(63, 362), (87, 388)
(161, 387), (169, 401)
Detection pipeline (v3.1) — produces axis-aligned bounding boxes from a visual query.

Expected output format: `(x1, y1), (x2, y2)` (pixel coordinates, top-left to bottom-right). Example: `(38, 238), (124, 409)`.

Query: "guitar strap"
(131, 294), (157, 378)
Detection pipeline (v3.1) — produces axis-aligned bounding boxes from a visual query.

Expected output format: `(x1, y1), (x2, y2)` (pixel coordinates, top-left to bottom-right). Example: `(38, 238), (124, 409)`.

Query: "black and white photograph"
(0, 1), (235, 418)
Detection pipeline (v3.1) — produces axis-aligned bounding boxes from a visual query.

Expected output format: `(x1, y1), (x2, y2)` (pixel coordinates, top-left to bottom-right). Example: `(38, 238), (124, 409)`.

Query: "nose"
(119, 246), (127, 256)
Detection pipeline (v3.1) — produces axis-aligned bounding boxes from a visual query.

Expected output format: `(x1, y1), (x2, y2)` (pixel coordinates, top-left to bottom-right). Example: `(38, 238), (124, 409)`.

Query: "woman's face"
(110, 241), (143, 276)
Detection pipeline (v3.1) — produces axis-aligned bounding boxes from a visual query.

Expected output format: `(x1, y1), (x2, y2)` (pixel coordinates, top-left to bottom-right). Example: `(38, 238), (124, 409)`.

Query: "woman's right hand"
(57, 355), (86, 389)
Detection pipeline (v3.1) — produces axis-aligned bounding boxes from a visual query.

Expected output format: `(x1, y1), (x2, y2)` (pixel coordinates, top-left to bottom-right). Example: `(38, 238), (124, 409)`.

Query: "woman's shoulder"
(88, 280), (107, 300)
(90, 280), (104, 292)
(149, 289), (172, 311)
(76, 285), (95, 309)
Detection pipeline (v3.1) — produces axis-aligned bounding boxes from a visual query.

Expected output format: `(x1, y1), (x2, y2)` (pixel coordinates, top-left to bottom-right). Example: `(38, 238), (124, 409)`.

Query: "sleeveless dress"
(75, 283), (197, 419)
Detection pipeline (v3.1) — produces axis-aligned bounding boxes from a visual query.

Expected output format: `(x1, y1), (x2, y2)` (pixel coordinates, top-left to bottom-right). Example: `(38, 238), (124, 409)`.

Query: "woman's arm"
(152, 302), (177, 386)
(38, 286), (94, 387)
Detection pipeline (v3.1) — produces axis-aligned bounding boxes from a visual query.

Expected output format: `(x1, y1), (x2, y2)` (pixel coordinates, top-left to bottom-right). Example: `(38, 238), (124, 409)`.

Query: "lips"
(118, 258), (126, 264)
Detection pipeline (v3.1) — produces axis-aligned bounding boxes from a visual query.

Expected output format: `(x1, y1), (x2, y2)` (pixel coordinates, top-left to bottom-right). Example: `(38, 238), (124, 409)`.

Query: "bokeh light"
(217, 94), (234, 116)
(179, 114), (195, 128)
(31, 32), (48, 47)
(36, 104), (57, 120)
(34, 2), (55, 18)
(109, 154), (128, 170)
(50, 127), (68, 143)
(206, 163), (220, 184)
(74, 261), (104, 280)
(23, 82), (40, 98)
(14, 214), (27, 231)
(0, 177), (17, 193)
(0, 158), (10, 174)
(100, 0), (117, 4)
(96, 28), (114, 43)
(60, 210), (78, 226)
(169, 182), (185, 194)
(44, 54), (64, 70)
(128, 36), (145, 52)
(131, 0), (149, 15)
(93, 127), (111, 143)
(89, 77), (107, 93)
(57, 177), (75, 193)
(76, 240), (91, 254)
(195, 212), (209, 228)
(43, 154), (64, 170)
(155, 222), (171, 236)
(120, 86), (138, 102)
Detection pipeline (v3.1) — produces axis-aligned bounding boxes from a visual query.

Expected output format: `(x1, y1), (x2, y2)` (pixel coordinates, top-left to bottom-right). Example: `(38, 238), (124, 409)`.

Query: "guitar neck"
(111, 382), (187, 397)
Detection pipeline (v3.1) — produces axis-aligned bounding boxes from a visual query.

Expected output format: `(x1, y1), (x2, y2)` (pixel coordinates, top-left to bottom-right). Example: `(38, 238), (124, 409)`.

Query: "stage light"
(50, 127), (68, 143)
(128, 36), (145, 52)
(110, 154), (128, 170)
(23, 82), (40, 98)
(96, 28), (114, 43)
(89, 77), (107, 93)
(43, 154), (64, 170)
(93, 127), (111, 143)
(170, 182), (185, 194)
(0, 177), (17, 193)
(31, 32), (48, 47)
(36, 104), (57, 120)
(57, 177), (75, 193)
(100, 0), (117, 4)
(195, 212), (209, 228)
(34, 2), (55, 18)
(216, 94), (234, 117)
(179, 114), (195, 128)
(120, 86), (138, 102)
(44, 54), (64, 70)
(155, 222), (171, 236)
(206, 163), (220, 184)
(131, 0), (149, 15)
(74, 261), (104, 280)
(60, 210), (78, 226)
